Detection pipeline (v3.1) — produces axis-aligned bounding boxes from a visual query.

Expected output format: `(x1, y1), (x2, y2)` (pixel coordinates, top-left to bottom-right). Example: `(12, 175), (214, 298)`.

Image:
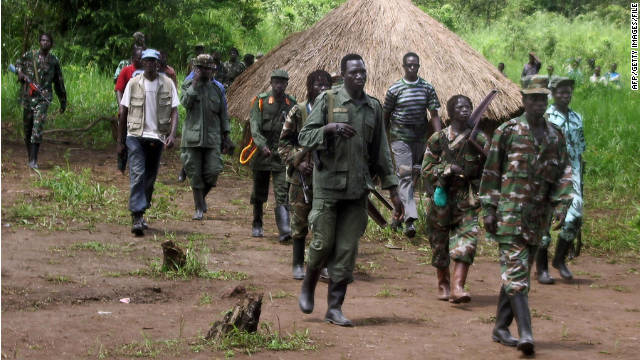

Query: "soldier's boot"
(292, 238), (305, 280)
(28, 143), (40, 169)
(299, 267), (321, 314)
(131, 212), (144, 236)
(390, 218), (403, 232)
(24, 138), (32, 164)
(192, 189), (205, 220)
(252, 202), (264, 237)
(510, 292), (535, 356)
(552, 239), (574, 280)
(178, 167), (187, 182)
(275, 205), (292, 243)
(492, 287), (518, 347)
(536, 248), (555, 284)
(319, 267), (330, 283)
(450, 261), (471, 303)
(325, 280), (353, 327)
(404, 219), (416, 238)
(436, 267), (451, 301)
(203, 184), (212, 213)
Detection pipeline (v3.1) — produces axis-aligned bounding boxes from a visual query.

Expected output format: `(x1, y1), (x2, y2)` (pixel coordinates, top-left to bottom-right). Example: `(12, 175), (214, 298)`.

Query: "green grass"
(207, 325), (316, 354)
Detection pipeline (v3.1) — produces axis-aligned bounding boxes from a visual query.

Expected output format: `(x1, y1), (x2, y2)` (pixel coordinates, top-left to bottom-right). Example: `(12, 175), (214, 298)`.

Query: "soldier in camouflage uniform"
(249, 69), (297, 242)
(223, 47), (246, 87)
(422, 95), (489, 303)
(297, 54), (403, 327)
(15, 32), (67, 169)
(279, 70), (332, 280)
(535, 76), (585, 284)
(479, 76), (574, 355)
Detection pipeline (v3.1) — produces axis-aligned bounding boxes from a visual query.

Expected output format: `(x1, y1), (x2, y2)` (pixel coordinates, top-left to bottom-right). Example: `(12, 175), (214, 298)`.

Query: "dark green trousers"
(250, 170), (288, 205)
(180, 147), (222, 189)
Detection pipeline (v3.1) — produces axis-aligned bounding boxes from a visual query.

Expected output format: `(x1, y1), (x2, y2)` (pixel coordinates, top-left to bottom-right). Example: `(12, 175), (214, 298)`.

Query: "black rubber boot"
(192, 189), (205, 220)
(252, 203), (263, 237)
(325, 280), (353, 327)
(28, 143), (40, 169)
(404, 219), (416, 238)
(178, 167), (186, 182)
(319, 267), (330, 283)
(25, 138), (32, 164)
(131, 212), (144, 236)
(275, 205), (292, 243)
(203, 184), (213, 213)
(536, 248), (555, 284)
(292, 238), (305, 280)
(299, 268), (321, 314)
(510, 292), (534, 355)
(553, 239), (574, 280)
(492, 287), (518, 347)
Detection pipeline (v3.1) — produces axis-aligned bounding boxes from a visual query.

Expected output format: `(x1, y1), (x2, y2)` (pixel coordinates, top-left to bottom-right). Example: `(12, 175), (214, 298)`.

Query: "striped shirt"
(383, 78), (440, 142)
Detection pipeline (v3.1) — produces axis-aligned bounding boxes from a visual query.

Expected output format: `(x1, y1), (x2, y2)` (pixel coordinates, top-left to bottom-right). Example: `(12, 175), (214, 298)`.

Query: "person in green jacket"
(249, 69), (297, 241)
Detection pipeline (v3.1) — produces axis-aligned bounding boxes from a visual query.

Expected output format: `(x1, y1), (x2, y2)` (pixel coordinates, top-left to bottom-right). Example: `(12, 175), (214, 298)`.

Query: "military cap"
(141, 49), (160, 60)
(271, 69), (289, 79)
(548, 76), (575, 90)
(194, 54), (215, 68)
(521, 74), (551, 95)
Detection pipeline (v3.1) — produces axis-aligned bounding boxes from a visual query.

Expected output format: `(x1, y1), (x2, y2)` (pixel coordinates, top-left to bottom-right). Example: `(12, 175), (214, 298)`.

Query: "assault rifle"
(8, 64), (50, 104)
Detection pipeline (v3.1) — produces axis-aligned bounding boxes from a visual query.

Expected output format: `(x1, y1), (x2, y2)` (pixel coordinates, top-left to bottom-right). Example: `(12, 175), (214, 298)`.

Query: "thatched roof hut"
(227, 0), (523, 123)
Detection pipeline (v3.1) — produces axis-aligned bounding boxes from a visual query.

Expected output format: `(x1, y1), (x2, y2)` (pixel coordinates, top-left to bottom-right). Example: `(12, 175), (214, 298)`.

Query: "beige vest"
(126, 74), (174, 137)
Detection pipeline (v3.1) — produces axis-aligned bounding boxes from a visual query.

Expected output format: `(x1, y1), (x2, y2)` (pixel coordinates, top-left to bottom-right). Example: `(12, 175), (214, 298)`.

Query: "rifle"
(8, 64), (51, 104)
(298, 171), (311, 204)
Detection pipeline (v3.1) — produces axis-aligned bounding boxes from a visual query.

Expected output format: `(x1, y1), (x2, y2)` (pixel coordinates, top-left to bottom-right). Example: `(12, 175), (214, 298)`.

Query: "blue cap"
(141, 49), (160, 60)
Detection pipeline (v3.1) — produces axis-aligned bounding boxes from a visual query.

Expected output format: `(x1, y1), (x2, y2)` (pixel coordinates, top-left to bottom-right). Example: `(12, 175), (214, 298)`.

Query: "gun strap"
(31, 50), (40, 85)
(326, 91), (335, 124)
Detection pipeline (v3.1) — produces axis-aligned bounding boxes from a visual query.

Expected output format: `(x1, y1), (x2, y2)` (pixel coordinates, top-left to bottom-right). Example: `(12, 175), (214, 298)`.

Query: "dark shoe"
(404, 220), (416, 238)
(131, 213), (144, 236)
(299, 268), (321, 314)
(252, 203), (263, 237)
(28, 143), (40, 169)
(178, 167), (186, 182)
(450, 261), (471, 303)
(192, 189), (205, 220)
(142, 217), (149, 230)
(553, 239), (574, 280)
(536, 248), (555, 284)
(275, 205), (291, 243)
(292, 238), (305, 280)
(324, 280), (353, 327)
(492, 287), (517, 347)
(510, 292), (535, 355)
(319, 267), (330, 283)
(390, 218), (402, 232)
(436, 267), (451, 301)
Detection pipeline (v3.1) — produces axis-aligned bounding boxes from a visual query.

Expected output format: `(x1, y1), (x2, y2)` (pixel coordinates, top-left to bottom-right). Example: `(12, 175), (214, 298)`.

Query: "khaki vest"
(127, 74), (174, 137)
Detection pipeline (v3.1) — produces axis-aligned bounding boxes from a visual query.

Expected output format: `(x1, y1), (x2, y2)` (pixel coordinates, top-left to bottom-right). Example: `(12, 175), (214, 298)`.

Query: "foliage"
(208, 325), (316, 353)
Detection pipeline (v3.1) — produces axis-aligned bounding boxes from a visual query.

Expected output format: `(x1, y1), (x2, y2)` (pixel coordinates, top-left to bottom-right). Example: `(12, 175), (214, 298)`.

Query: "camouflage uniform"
(422, 126), (490, 267)
(479, 113), (574, 295)
(15, 49), (67, 144)
(223, 59), (246, 86)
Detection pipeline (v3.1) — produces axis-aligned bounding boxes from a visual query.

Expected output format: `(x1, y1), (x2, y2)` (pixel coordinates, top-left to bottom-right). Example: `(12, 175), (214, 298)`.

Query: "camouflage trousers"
(250, 170), (288, 206)
(23, 100), (50, 144)
(497, 235), (537, 296)
(289, 180), (312, 241)
(425, 198), (481, 268)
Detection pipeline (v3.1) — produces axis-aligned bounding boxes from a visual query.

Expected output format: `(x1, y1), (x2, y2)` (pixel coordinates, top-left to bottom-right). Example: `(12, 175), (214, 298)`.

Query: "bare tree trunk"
(205, 294), (264, 341)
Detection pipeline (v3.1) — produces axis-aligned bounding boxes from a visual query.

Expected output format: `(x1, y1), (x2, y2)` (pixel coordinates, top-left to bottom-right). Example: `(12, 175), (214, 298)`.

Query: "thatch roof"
(227, 0), (523, 123)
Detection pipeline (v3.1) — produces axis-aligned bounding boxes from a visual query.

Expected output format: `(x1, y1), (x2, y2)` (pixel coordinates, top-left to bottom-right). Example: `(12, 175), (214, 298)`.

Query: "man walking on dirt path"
(180, 54), (233, 221)
(15, 32), (67, 169)
(479, 76), (574, 355)
(278, 70), (332, 280)
(249, 69), (297, 242)
(383, 52), (442, 237)
(297, 54), (403, 327)
(535, 76), (585, 284)
(422, 95), (490, 303)
(117, 49), (179, 236)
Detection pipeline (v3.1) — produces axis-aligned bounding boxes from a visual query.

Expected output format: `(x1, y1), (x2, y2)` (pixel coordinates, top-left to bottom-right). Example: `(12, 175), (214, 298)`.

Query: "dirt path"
(2, 140), (639, 359)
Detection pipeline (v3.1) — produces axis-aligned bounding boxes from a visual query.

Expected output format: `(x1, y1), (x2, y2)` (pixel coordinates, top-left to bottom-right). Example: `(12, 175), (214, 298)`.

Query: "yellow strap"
(239, 138), (257, 165)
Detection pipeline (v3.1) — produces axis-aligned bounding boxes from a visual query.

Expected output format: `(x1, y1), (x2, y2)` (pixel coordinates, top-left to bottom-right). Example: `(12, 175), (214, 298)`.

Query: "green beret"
(271, 69), (289, 80)
(521, 75), (551, 95)
(548, 76), (575, 90)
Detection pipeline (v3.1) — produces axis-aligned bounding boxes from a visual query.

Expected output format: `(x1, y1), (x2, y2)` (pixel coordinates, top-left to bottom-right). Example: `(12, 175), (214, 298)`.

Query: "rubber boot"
(324, 280), (353, 327)
(28, 143), (40, 169)
(404, 219), (416, 238)
(203, 184), (212, 213)
(299, 268), (321, 314)
(552, 239), (574, 280)
(536, 248), (555, 284)
(192, 189), (205, 220)
(252, 203), (263, 237)
(292, 238), (305, 280)
(492, 287), (518, 347)
(436, 267), (451, 301)
(131, 212), (144, 236)
(178, 167), (186, 182)
(510, 292), (535, 355)
(319, 267), (330, 283)
(275, 205), (292, 243)
(450, 261), (471, 303)
(25, 138), (32, 165)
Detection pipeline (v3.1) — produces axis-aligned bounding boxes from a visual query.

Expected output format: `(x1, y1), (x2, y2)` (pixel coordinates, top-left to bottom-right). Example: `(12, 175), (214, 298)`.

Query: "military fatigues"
(422, 127), (490, 267)
(479, 114), (574, 295)
(15, 49), (67, 144)
(223, 59), (246, 86)
(249, 91), (296, 206)
(179, 78), (230, 190)
(279, 101), (313, 241)
(298, 86), (398, 283)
